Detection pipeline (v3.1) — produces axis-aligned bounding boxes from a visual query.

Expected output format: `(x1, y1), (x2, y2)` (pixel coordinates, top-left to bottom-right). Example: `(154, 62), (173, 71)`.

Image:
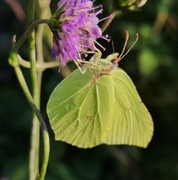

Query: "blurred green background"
(1, 0), (178, 179)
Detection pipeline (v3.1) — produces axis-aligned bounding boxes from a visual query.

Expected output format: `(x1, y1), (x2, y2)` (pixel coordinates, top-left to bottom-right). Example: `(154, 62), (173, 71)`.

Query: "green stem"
(13, 64), (50, 180)
(28, 0), (35, 25)
(28, 1), (50, 179)
(17, 55), (59, 69)
(8, 2), (51, 180)
(35, 1), (52, 178)
(38, 131), (50, 180)
(13, 64), (46, 128)
(29, 30), (40, 180)
(28, 1), (40, 179)
(9, 52), (50, 180)
(14, 19), (49, 53)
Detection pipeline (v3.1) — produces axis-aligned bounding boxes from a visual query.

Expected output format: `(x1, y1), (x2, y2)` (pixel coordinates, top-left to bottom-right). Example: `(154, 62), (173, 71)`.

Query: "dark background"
(1, 0), (178, 179)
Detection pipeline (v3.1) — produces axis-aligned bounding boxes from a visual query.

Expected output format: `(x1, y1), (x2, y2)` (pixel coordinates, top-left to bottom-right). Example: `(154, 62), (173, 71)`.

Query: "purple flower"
(50, 0), (103, 65)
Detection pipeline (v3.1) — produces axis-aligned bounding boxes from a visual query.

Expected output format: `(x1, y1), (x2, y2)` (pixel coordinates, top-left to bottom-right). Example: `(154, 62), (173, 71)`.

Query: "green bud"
(112, 0), (148, 11)
(8, 51), (19, 67)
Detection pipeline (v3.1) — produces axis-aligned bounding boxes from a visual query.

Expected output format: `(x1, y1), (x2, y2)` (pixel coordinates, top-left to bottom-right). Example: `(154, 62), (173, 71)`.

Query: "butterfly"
(47, 31), (154, 148)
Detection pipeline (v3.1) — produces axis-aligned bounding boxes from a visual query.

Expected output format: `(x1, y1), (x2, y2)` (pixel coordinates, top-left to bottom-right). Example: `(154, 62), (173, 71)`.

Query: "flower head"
(49, 0), (104, 65)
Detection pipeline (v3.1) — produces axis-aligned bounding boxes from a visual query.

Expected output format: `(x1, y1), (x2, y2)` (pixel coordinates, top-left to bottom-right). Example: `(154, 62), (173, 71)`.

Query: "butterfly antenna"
(116, 31), (139, 63)
(119, 30), (129, 59)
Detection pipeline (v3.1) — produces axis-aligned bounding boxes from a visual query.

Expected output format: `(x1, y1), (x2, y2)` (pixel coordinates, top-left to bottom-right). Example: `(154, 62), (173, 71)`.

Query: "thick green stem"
(29, 31), (41, 180)
(28, 1), (40, 179)
(29, 1), (53, 179)
(35, 3), (50, 179)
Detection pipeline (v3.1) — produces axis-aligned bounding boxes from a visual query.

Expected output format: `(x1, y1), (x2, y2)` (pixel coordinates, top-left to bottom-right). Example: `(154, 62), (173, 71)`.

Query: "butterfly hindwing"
(47, 70), (114, 148)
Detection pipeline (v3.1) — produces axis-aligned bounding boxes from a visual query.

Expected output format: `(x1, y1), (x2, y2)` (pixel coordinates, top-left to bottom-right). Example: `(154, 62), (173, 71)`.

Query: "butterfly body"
(81, 52), (119, 75)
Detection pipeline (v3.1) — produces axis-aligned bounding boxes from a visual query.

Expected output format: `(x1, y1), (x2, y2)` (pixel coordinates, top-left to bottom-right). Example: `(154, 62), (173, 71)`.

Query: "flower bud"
(111, 0), (148, 11)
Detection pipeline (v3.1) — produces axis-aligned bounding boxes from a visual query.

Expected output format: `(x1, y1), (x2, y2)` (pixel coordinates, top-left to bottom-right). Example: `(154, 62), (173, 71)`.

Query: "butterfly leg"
(74, 60), (87, 74)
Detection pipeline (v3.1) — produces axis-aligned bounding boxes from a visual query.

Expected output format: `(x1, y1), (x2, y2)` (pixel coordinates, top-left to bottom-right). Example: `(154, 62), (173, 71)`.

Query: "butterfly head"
(76, 31), (138, 76)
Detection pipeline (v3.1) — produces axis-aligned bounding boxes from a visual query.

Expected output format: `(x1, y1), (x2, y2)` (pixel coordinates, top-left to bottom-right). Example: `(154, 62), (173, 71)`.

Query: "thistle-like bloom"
(50, 0), (104, 65)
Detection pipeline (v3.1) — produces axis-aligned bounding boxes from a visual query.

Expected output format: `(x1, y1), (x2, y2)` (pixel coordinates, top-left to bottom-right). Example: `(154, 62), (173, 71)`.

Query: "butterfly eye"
(111, 59), (116, 64)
